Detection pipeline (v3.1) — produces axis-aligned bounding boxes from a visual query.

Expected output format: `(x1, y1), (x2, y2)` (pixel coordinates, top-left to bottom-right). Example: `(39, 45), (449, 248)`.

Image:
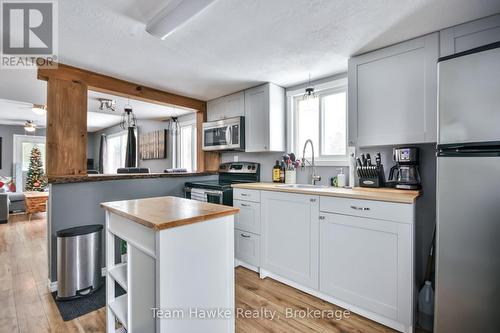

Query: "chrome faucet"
(301, 139), (321, 185)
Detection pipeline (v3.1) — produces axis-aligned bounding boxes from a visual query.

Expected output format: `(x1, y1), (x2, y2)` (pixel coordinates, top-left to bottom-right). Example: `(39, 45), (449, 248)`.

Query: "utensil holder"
(357, 165), (385, 188)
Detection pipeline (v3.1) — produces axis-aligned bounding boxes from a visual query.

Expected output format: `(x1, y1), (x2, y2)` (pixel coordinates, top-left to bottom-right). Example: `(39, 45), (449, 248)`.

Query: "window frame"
(175, 119), (197, 172)
(287, 77), (348, 166)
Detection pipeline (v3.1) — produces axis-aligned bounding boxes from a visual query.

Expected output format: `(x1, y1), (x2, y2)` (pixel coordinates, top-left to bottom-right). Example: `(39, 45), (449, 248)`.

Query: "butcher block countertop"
(232, 183), (420, 204)
(101, 196), (239, 231)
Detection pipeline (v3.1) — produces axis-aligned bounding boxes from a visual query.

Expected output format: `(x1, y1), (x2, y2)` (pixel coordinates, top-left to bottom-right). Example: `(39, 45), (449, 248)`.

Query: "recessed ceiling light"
(146, 0), (216, 40)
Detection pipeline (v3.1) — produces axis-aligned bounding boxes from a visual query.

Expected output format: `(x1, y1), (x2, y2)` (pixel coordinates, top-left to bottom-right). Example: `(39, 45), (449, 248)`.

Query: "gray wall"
(48, 174), (217, 282)
(0, 124), (46, 177)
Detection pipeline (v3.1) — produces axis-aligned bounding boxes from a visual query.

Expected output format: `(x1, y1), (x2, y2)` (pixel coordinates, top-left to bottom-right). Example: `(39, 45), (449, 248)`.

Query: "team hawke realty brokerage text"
(151, 307), (351, 320)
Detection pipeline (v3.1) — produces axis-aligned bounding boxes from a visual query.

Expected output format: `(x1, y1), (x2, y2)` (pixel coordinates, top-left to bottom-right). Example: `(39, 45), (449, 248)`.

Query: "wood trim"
(38, 63), (204, 111)
(46, 77), (88, 176)
(39, 63), (219, 176)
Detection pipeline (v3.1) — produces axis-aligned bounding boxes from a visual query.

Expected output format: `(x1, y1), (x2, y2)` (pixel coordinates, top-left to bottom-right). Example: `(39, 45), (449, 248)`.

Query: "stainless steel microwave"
(202, 116), (245, 151)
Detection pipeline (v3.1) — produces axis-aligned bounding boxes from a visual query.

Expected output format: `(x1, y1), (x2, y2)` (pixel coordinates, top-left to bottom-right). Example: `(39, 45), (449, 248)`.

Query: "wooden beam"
(38, 63), (205, 111)
(46, 78), (88, 176)
(196, 108), (220, 172)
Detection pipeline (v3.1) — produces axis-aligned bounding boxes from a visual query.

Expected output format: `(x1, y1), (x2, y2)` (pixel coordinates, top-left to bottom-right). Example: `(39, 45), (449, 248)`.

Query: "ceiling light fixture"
(303, 73), (317, 100)
(24, 120), (36, 133)
(168, 116), (180, 136)
(97, 98), (116, 112)
(119, 103), (137, 129)
(32, 104), (46, 115)
(146, 0), (217, 40)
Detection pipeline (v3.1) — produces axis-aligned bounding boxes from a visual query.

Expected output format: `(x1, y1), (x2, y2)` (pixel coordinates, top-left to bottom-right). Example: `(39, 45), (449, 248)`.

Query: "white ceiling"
(56, 0), (500, 100)
(87, 91), (192, 132)
(0, 99), (46, 128)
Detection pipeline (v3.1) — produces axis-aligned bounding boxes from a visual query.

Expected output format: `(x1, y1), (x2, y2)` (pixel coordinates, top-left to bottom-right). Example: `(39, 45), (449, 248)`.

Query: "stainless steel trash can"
(56, 224), (103, 300)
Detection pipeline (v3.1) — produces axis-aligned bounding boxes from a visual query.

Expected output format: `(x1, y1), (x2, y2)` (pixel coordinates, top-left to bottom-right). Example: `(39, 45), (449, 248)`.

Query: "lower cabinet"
(235, 230), (260, 267)
(261, 191), (319, 289)
(319, 213), (412, 325)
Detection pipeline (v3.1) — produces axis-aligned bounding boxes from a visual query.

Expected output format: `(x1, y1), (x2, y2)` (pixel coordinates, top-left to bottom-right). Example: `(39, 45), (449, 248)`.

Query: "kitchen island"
(101, 196), (239, 333)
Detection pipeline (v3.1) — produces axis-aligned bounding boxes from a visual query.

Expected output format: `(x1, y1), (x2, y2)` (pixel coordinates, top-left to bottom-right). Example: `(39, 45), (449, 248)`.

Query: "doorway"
(13, 134), (46, 192)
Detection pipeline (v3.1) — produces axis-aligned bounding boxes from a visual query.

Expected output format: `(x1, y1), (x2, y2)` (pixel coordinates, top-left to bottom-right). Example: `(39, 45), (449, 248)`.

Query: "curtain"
(125, 127), (137, 167)
(98, 134), (107, 174)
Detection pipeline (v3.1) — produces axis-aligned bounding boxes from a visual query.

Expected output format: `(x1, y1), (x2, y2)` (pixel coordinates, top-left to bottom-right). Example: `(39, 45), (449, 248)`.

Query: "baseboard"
(48, 267), (107, 293)
(234, 259), (260, 273)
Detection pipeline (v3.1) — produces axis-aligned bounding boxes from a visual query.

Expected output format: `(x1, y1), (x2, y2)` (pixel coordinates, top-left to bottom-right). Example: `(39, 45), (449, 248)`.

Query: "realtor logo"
(1, 0), (58, 68)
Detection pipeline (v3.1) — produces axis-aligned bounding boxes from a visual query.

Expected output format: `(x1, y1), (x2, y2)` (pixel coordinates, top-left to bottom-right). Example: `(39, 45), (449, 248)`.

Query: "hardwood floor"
(0, 214), (406, 333)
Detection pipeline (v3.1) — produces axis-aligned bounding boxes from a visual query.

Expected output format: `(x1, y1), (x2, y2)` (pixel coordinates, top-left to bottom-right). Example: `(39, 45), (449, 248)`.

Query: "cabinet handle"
(240, 203), (250, 207)
(240, 193), (249, 196)
(240, 233), (251, 238)
(350, 205), (370, 211)
(310, 198), (316, 202)
(319, 216), (325, 220)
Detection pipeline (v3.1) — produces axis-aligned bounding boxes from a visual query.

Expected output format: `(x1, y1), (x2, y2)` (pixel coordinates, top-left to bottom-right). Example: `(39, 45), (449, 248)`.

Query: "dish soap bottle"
(272, 160), (281, 183)
(337, 168), (346, 188)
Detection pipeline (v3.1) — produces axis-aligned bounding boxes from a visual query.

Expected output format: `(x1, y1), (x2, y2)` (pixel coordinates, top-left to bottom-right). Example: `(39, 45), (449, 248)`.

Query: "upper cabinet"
(348, 33), (439, 147)
(207, 91), (245, 121)
(244, 83), (285, 152)
(206, 83), (285, 152)
(440, 14), (500, 57)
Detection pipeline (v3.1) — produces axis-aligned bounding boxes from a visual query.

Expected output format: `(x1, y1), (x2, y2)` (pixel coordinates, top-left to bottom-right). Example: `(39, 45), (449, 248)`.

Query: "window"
(21, 142), (46, 171)
(105, 131), (127, 173)
(176, 122), (197, 172)
(288, 78), (347, 165)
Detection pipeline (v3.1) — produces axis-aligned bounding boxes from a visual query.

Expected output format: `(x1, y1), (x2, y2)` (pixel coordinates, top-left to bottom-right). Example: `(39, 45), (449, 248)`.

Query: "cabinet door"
(234, 200), (261, 234)
(235, 230), (260, 267)
(207, 97), (226, 121)
(440, 14), (500, 57)
(261, 191), (319, 289)
(319, 213), (412, 324)
(224, 92), (245, 119)
(348, 33), (438, 146)
(244, 84), (270, 152)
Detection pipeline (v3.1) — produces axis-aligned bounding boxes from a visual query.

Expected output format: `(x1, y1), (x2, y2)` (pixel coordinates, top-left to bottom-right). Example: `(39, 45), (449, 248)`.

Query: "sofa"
(0, 192), (25, 223)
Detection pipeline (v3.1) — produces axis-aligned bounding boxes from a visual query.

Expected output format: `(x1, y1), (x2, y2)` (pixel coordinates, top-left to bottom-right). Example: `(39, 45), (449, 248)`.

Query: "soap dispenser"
(337, 168), (346, 188)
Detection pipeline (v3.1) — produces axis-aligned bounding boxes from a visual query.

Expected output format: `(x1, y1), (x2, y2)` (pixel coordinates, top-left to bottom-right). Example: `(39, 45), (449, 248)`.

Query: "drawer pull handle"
(241, 233), (251, 238)
(350, 205), (370, 211)
(241, 193), (249, 196)
(240, 203), (250, 207)
(319, 216), (325, 220)
(310, 198), (316, 202)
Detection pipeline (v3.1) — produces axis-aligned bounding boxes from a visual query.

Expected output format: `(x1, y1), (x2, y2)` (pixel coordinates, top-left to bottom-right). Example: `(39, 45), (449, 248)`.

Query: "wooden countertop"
(101, 196), (239, 231)
(49, 172), (217, 184)
(232, 183), (420, 204)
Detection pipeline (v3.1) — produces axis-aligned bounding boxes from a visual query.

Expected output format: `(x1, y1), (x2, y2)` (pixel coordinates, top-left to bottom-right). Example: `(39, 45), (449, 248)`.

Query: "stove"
(184, 162), (260, 206)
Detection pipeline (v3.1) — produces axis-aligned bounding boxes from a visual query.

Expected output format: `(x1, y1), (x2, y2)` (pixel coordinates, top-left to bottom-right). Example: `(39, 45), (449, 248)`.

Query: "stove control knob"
(247, 165), (251, 170)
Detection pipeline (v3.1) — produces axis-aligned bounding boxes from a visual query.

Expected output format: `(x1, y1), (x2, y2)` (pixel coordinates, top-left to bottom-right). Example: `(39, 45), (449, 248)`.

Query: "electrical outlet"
(233, 155), (239, 162)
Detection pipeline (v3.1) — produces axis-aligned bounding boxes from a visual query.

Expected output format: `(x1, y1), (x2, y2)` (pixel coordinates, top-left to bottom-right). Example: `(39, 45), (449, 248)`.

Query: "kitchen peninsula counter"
(101, 196), (237, 333)
(48, 171), (217, 184)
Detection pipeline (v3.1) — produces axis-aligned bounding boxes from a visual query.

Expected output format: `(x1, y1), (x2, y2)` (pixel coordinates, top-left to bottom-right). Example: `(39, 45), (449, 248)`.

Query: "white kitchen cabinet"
(234, 200), (261, 234)
(207, 91), (245, 121)
(234, 230), (260, 268)
(261, 191), (319, 289)
(440, 14), (500, 57)
(348, 33), (439, 147)
(244, 83), (285, 152)
(319, 213), (413, 326)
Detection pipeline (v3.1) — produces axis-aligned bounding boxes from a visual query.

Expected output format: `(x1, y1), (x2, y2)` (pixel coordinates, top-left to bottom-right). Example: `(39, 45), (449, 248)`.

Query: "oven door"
(202, 117), (244, 151)
(185, 187), (224, 205)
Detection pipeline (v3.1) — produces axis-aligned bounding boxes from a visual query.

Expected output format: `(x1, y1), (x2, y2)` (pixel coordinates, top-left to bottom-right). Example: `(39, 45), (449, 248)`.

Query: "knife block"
(357, 165), (386, 188)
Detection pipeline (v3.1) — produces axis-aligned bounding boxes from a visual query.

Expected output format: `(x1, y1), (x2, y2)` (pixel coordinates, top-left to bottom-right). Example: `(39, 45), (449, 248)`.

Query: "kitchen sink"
(276, 184), (330, 189)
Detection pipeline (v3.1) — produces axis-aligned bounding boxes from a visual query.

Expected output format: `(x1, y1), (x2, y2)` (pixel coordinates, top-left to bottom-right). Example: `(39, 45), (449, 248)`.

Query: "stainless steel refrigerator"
(435, 42), (500, 333)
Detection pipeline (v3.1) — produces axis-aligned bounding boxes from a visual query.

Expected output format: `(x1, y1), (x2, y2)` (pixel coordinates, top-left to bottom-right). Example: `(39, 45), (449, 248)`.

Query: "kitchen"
(0, 1), (499, 333)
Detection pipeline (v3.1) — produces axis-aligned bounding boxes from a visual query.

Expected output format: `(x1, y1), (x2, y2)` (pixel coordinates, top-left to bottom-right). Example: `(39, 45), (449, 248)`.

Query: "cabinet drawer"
(320, 196), (413, 224)
(235, 229), (260, 267)
(234, 188), (260, 202)
(234, 200), (261, 234)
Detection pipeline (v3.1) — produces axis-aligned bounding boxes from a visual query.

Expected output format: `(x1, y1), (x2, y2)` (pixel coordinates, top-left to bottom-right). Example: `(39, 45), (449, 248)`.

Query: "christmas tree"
(25, 146), (47, 192)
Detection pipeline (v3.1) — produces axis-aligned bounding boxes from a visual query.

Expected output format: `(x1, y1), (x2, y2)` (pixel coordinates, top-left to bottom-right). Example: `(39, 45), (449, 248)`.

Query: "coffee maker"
(387, 147), (421, 190)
